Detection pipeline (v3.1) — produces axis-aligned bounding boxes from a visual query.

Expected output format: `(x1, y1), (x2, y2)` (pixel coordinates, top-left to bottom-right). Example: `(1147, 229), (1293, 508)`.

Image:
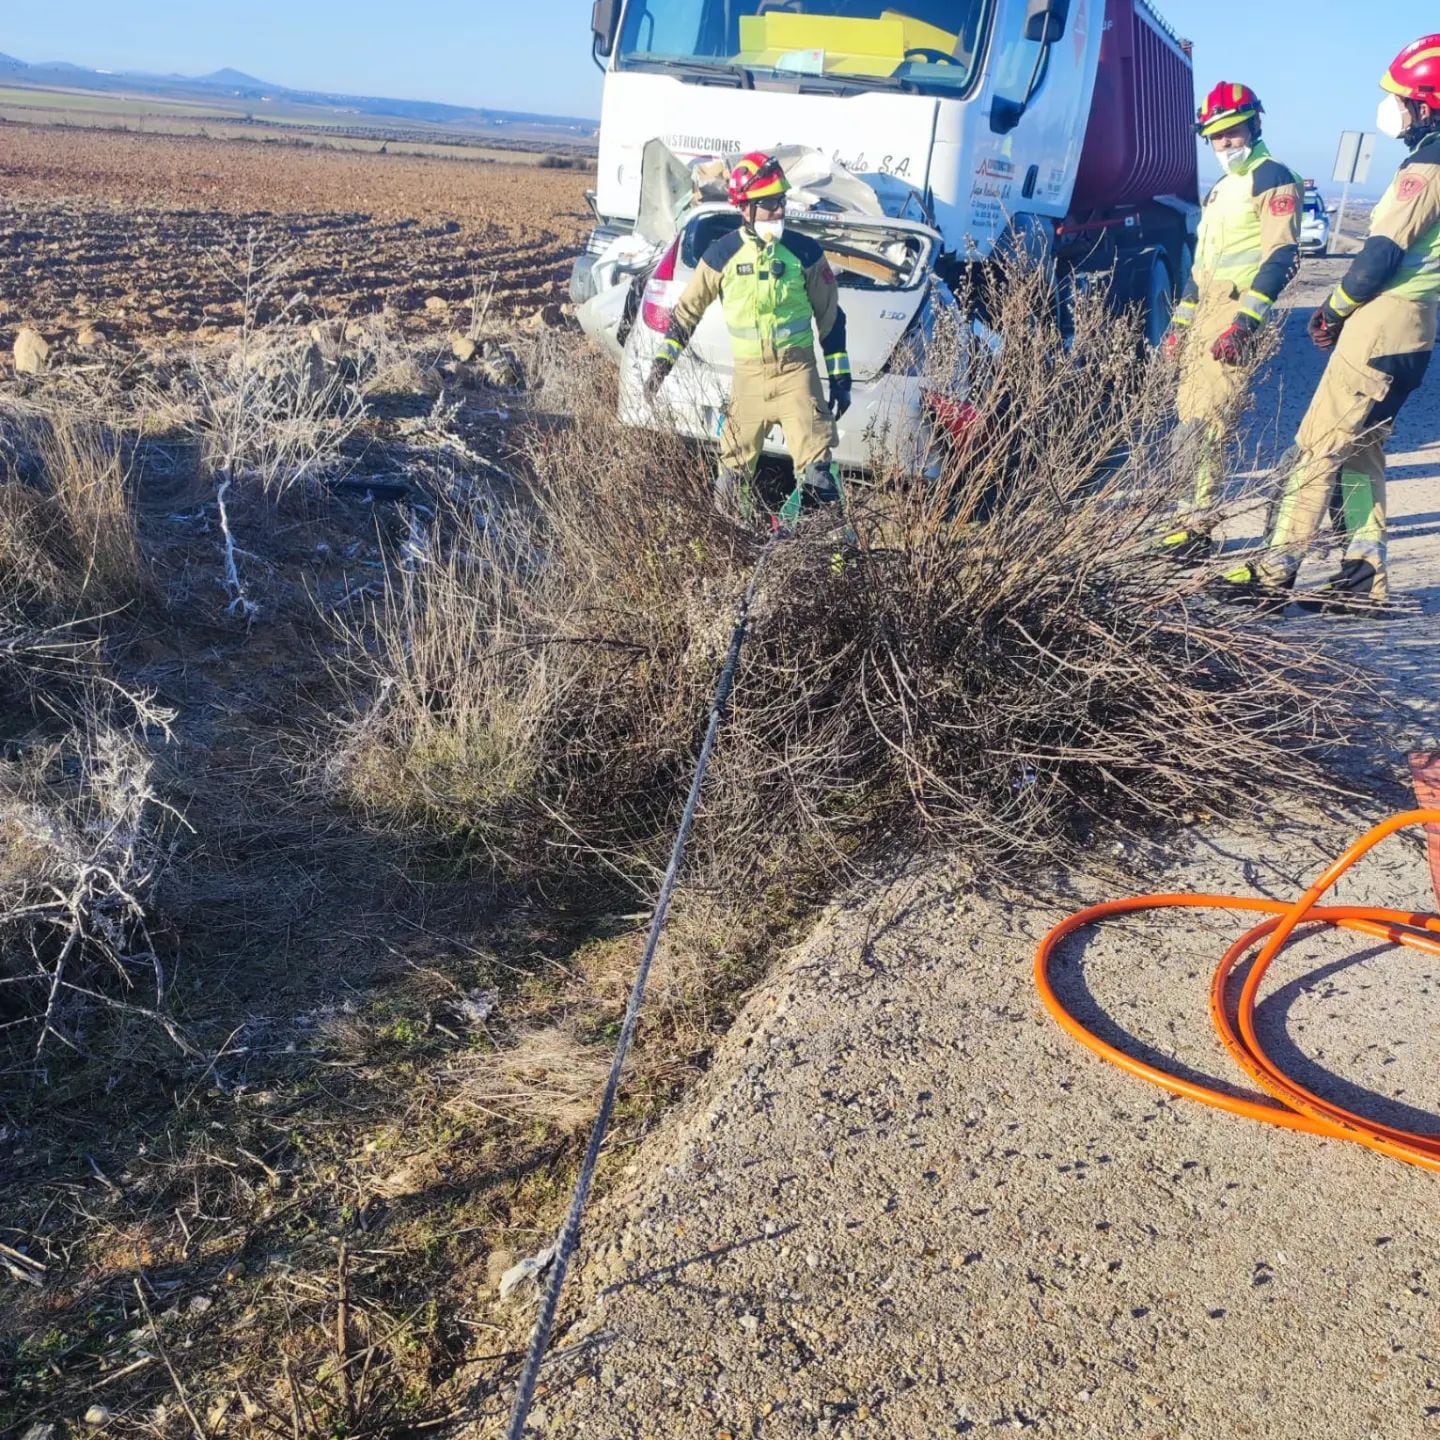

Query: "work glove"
(1307, 304), (1344, 352)
(828, 373), (853, 421)
(644, 356), (673, 402)
(1210, 320), (1257, 367)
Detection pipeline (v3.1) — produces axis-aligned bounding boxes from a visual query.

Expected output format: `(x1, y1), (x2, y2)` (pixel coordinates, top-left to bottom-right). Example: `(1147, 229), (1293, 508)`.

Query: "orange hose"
(1034, 810), (1440, 1172)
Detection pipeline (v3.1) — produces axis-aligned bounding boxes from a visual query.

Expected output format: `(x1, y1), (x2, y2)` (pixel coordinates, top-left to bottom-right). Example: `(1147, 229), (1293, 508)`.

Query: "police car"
(1301, 183), (1332, 258)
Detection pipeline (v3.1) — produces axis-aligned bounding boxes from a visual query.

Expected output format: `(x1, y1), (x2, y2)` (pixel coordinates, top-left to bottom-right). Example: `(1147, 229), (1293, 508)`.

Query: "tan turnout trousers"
(1174, 281), (1255, 513)
(1261, 293), (1436, 602)
(719, 350), (836, 478)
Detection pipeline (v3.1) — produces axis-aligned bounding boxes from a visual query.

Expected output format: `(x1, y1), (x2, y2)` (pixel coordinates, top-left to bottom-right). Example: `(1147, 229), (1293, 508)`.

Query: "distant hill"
(0, 51), (596, 131)
(197, 68), (273, 88)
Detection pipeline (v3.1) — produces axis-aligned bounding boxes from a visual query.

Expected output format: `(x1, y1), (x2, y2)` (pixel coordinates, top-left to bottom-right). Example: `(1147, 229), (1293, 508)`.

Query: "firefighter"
(644, 152), (852, 527)
(1218, 36), (1440, 610)
(1160, 83), (1303, 562)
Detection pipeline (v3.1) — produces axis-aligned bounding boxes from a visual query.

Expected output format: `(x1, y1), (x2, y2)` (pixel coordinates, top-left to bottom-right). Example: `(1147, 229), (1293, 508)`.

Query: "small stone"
(84, 1409), (113, 1428)
(76, 324), (106, 349)
(188, 1294), (213, 1316)
(14, 327), (50, 374)
(451, 335), (478, 363)
(738, 1313), (760, 1335)
(22, 1425), (57, 1440)
(424, 295), (450, 313)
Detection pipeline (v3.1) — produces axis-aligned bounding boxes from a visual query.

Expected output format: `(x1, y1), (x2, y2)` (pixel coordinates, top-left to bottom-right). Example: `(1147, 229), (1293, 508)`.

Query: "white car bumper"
(617, 344), (937, 475)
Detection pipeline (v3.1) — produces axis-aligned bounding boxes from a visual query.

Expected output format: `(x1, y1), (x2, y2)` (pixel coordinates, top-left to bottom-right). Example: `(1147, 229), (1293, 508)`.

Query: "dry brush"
(329, 258), (1353, 919)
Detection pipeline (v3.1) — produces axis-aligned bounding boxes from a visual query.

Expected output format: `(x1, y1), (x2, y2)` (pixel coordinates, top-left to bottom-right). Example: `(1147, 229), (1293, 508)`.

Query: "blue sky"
(3, 0), (1432, 188)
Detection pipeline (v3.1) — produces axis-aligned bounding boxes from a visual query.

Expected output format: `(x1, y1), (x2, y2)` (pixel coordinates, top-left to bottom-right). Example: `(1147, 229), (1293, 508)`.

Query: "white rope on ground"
(500, 534), (780, 1440)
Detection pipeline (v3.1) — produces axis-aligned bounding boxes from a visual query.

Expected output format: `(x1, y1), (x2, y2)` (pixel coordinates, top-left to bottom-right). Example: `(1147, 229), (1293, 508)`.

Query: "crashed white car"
(577, 143), (988, 475)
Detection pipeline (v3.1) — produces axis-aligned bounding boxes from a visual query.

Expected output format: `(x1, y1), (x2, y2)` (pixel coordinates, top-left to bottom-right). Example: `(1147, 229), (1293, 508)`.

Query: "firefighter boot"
(1209, 556), (1296, 612)
(1156, 526), (1214, 565)
(713, 468), (756, 523)
(1293, 558), (1398, 616)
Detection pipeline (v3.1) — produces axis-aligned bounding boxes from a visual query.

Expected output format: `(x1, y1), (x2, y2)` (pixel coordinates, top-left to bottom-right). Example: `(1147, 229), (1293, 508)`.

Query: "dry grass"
(446, 1023), (610, 1131)
(0, 403), (151, 615)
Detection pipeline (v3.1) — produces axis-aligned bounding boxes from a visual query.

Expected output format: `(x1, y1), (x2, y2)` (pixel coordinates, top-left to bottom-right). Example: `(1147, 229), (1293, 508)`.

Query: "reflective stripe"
(1329, 285), (1361, 317)
(826, 351), (851, 377)
(1172, 299), (1197, 328)
(1239, 289), (1274, 323)
(660, 337), (684, 362)
(1346, 537), (1386, 565)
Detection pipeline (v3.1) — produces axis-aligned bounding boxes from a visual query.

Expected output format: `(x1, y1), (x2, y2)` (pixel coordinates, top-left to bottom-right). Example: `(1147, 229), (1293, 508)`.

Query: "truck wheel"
(1142, 248), (1175, 349)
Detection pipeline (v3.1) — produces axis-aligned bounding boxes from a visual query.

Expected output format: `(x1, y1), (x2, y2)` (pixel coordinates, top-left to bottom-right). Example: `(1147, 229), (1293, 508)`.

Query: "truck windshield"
(616, 0), (993, 96)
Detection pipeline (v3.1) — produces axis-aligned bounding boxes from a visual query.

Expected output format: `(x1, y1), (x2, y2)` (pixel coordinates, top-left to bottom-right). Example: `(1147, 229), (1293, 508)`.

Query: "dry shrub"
(0, 404), (150, 614)
(328, 254), (1353, 906)
(0, 678), (185, 1070)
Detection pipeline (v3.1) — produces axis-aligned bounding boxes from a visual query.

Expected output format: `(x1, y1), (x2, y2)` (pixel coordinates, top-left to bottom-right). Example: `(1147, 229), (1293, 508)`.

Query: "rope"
(501, 537), (778, 1440)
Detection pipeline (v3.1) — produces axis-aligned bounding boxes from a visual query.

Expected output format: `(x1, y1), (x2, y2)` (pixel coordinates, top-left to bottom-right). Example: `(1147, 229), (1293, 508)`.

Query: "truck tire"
(1141, 247), (1175, 349)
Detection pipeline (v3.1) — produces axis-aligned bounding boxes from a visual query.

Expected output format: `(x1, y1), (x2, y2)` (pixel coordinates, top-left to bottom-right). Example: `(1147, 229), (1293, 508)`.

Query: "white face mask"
(1378, 92), (1412, 141)
(1216, 145), (1252, 173)
(753, 218), (785, 244)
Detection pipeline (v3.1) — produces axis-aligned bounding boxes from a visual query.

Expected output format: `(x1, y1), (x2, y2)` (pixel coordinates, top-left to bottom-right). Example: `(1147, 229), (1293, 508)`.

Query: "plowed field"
(0, 123), (591, 344)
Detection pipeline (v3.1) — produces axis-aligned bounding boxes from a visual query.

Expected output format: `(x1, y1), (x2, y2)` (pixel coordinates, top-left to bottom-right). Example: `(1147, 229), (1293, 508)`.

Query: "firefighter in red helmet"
(645, 152), (852, 527)
(1160, 82), (1303, 562)
(1220, 38), (1440, 608)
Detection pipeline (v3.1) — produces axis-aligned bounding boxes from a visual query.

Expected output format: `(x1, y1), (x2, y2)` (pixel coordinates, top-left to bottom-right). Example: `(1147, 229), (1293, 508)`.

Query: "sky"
(3, 0), (1434, 190)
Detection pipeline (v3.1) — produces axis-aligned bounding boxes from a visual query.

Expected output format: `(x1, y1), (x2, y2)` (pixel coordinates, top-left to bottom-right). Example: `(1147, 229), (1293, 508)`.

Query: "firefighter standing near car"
(1218, 36), (1440, 610)
(644, 152), (852, 527)
(1161, 83), (1303, 562)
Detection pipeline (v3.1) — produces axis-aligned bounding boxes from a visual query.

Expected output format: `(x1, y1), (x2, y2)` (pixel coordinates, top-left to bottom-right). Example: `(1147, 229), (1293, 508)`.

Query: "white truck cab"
(579, 0), (1198, 319)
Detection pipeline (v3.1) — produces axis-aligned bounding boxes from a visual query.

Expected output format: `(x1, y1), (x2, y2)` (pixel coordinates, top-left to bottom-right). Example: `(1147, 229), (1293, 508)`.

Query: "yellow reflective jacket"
(1175, 140), (1303, 332)
(1329, 132), (1440, 317)
(662, 224), (850, 378)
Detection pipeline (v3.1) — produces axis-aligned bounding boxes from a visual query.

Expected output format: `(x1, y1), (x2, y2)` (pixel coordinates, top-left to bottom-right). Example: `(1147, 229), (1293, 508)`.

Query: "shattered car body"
(577, 142), (992, 475)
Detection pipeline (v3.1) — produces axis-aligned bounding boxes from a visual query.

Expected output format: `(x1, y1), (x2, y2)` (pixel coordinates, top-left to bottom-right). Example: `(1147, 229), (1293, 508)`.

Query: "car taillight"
(641, 238), (682, 333)
(925, 391), (982, 444)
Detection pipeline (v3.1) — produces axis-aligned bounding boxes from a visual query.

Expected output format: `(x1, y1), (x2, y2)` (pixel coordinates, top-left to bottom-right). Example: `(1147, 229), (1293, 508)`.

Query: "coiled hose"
(1035, 811), (1440, 1172)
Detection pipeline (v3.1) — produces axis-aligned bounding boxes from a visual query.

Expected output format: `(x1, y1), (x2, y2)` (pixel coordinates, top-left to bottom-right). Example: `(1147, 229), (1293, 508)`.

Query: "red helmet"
(1382, 35), (1440, 108)
(1196, 81), (1263, 138)
(727, 152), (790, 208)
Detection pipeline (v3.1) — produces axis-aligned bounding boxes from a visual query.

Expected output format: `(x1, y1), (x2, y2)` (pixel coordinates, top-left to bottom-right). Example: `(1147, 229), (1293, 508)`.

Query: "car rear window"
(682, 211), (930, 291)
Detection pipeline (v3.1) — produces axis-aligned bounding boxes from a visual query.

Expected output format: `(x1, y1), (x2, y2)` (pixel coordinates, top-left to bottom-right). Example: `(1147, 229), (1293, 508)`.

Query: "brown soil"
(0, 123), (591, 346)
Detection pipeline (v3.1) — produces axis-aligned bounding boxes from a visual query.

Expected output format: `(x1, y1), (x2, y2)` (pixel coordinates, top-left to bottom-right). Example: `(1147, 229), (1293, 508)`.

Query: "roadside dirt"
(464, 270), (1440, 1437)
(0, 123), (590, 345)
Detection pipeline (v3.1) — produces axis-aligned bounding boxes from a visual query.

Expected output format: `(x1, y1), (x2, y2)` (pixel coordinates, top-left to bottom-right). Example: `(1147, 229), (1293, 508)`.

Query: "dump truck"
(574, 0), (1200, 470)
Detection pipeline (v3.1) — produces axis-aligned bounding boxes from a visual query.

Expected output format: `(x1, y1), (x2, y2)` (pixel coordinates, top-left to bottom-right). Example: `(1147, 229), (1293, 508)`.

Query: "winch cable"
(501, 535), (778, 1440)
(1035, 810), (1440, 1172)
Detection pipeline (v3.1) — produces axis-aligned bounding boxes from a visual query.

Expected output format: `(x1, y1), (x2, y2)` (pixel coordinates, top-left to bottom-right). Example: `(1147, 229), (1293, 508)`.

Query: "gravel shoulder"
(469, 272), (1440, 1439)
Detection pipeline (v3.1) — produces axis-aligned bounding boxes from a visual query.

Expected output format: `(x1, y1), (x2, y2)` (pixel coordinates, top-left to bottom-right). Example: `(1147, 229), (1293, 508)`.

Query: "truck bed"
(1071, 0), (1198, 214)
